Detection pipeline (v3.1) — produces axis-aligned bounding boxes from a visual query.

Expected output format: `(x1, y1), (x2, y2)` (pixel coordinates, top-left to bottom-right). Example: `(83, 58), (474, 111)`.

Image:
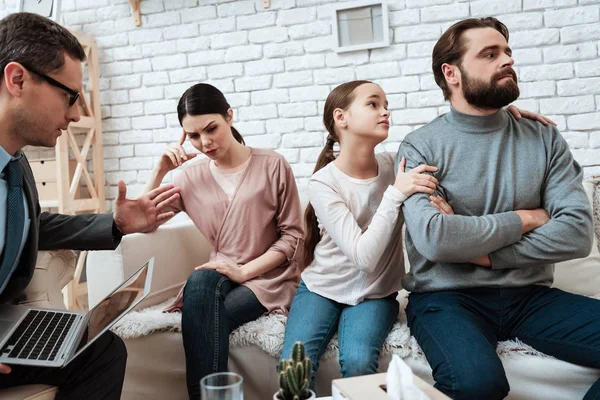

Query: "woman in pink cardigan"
(143, 83), (304, 399)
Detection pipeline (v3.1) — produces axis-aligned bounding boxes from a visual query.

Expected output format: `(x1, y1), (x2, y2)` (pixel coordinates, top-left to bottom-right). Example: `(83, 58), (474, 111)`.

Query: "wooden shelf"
(71, 116), (95, 130)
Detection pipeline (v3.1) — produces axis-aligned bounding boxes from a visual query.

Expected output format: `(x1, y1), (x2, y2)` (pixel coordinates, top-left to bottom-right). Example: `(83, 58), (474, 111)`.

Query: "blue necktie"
(0, 159), (25, 291)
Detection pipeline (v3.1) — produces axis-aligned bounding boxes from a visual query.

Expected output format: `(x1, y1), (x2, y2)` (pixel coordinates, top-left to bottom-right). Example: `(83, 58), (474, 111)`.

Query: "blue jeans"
(182, 269), (267, 400)
(280, 281), (399, 392)
(406, 286), (600, 400)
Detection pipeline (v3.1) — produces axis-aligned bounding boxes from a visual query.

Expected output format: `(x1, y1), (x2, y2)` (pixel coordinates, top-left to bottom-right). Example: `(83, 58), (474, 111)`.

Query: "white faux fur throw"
(112, 297), (557, 362)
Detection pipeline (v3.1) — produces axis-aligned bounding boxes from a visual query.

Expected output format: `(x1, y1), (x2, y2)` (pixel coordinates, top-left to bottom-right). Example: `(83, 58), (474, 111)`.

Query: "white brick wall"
(0, 0), (597, 205)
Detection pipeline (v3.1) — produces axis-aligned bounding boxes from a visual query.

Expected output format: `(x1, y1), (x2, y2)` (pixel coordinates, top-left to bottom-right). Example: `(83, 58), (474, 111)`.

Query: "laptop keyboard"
(1, 310), (77, 361)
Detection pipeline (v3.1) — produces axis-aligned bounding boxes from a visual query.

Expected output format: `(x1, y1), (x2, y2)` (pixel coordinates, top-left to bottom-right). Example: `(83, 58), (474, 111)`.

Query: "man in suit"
(0, 12), (182, 399)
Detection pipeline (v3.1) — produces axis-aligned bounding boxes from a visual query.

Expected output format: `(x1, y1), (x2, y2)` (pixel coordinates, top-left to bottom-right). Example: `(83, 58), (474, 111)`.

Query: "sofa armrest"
(20, 250), (77, 310)
(86, 215), (212, 308)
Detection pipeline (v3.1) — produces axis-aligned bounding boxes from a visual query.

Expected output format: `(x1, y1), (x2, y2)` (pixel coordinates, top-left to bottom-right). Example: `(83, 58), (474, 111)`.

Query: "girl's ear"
(333, 108), (347, 130)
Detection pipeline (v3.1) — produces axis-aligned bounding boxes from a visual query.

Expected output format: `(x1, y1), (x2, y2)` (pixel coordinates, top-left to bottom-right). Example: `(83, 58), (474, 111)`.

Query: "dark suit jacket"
(0, 156), (120, 303)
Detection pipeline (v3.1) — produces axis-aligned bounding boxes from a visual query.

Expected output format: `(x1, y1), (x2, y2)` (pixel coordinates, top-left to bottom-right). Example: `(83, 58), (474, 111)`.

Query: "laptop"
(0, 257), (154, 368)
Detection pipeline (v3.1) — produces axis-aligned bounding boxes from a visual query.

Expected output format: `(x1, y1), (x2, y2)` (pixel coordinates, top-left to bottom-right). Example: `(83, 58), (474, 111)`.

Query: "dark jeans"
(406, 286), (600, 400)
(182, 269), (266, 400)
(0, 331), (127, 399)
(280, 280), (399, 392)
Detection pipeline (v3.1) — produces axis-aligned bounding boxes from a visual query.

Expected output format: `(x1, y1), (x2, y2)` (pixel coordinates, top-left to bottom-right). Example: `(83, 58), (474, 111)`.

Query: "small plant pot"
(273, 390), (316, 400)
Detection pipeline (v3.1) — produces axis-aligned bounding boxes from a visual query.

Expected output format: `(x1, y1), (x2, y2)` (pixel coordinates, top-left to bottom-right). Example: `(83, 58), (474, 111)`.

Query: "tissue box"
(332, 373), (390, 400)
(332, 373), (450, 400)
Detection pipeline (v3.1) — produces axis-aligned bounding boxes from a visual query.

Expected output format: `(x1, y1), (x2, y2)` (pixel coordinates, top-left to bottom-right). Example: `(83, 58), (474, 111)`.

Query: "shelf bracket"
(129, 0), (141, 27)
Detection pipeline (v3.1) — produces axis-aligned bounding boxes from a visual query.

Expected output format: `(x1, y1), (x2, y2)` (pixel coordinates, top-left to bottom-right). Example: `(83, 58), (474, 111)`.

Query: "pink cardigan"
(174, 148), (304, 314)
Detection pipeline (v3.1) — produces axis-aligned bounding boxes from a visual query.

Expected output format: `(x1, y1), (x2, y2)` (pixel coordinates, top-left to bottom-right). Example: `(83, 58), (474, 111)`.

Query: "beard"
(13, 108), (58, 148)
(460, 66), (520, 109)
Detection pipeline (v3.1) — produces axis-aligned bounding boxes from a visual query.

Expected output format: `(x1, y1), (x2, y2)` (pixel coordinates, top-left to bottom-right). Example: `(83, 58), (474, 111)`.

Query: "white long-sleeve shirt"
(302, 152), (407, 305)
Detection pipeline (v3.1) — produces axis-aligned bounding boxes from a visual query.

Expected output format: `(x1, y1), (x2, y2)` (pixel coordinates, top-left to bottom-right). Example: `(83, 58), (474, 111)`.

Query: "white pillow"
(553, 181), (600, 297)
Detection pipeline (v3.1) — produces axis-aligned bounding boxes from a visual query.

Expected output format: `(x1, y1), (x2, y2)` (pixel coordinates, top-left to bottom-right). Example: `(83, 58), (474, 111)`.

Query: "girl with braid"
(278, 80), (439, 389)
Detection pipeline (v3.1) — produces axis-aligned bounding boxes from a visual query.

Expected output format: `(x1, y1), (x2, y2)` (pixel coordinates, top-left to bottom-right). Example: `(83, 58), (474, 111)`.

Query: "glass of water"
(200, 372), (243, 400)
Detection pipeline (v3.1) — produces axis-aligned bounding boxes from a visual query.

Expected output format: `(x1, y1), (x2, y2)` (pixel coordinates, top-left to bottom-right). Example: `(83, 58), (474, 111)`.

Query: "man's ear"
(3, 62), (28, 98)
(333, 108), (347, 129)
(442, 63), (461, 90)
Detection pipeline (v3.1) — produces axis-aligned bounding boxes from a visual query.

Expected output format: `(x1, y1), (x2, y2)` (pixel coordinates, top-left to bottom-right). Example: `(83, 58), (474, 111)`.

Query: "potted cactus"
(275, 341), (316, 400)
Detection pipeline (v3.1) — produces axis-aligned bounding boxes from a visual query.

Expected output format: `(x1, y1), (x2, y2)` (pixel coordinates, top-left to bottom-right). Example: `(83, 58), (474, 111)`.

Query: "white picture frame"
(16, 0), (62, 23)
(332, 0), (390, 53)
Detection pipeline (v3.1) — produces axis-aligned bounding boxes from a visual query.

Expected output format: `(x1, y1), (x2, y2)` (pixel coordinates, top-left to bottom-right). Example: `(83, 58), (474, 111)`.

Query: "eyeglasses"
(22, 64), (80, 107)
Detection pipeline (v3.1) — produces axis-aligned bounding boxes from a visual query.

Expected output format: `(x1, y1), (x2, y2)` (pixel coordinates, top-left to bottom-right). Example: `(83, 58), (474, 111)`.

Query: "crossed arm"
(399, 135), (593, 269)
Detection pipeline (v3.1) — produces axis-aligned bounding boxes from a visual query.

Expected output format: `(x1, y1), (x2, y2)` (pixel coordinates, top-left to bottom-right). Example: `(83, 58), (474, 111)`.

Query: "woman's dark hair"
(177, 83), (244, 144)
(432, 17), (509, 100)
(302, 80), (372, 269)
(0, 12), (86, 77)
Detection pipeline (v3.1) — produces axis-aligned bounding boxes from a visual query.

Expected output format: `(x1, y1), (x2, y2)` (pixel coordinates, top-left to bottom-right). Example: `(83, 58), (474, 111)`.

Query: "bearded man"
(395, 17), (600, 400)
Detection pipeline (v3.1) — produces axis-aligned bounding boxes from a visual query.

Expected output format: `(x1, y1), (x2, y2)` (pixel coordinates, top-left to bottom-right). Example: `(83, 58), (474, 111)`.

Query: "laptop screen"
(67, 258), (154, 364)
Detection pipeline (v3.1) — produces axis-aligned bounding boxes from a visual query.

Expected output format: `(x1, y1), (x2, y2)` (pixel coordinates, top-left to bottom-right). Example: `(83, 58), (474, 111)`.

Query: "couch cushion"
(116, 299), (600, 400)
(553, 180), (600, 297)
(113, 296), (560, 365)
(21, 250), (76, 309)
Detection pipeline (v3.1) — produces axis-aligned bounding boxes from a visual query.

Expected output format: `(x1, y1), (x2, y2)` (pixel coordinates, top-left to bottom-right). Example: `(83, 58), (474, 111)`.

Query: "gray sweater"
(396, 107), (593, 293)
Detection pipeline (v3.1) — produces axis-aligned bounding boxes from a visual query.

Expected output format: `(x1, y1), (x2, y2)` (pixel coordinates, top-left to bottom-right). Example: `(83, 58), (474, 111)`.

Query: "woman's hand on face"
(430, 195), (454, 215)
(195, 260), (247, 284)
(157, 131), (198, 173)
(506, 105), (557, 126)
(394, 157), (439, 197)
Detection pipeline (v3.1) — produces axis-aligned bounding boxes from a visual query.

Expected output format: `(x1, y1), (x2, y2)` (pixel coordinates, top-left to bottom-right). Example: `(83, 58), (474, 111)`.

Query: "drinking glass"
(200, 372), (243, 400)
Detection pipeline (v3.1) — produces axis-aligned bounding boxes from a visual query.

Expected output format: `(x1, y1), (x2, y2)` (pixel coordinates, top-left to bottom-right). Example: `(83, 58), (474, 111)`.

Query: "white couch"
(87, 178), (600, 400)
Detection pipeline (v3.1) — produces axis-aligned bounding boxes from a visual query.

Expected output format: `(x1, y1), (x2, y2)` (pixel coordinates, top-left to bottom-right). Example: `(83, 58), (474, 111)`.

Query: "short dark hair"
(0, 12), (86, 79)
(432, 17), (509, 100)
